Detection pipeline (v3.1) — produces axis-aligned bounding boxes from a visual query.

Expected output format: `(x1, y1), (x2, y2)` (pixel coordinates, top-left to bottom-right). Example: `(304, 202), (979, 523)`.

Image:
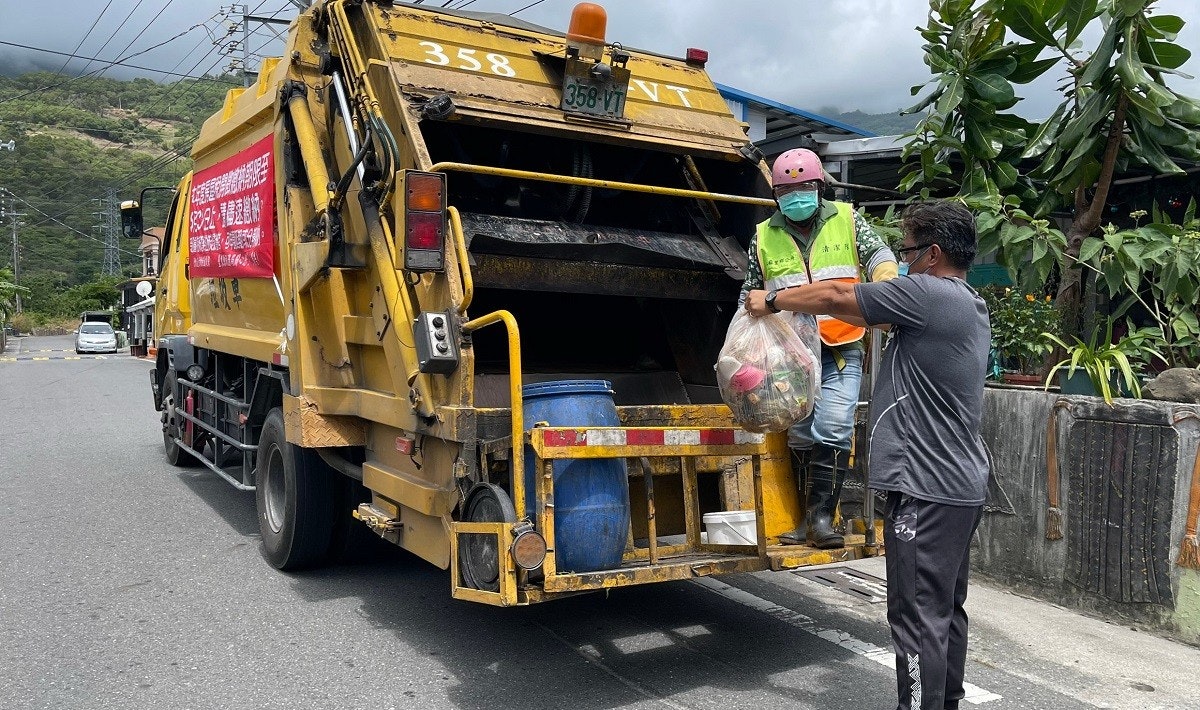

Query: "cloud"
(2, 0), (1199, 121)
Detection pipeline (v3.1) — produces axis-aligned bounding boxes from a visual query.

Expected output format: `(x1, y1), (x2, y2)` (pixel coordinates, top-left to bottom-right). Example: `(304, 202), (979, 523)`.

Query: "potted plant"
(982, 287), (1058, 385)
(1041, 321), (1167, 405)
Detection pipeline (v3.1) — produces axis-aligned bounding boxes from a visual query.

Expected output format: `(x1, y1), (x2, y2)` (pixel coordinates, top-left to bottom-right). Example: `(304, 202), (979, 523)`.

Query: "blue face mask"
(778, 190), (819, 222)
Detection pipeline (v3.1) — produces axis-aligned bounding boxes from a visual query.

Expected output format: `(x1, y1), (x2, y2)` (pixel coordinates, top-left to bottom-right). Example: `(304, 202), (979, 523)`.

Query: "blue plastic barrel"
(523, 380), (630, 573)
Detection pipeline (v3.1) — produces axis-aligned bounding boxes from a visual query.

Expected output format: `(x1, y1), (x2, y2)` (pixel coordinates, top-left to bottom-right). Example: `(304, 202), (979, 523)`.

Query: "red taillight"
(406, 212), (443, 250)
(402, 170), (447, 272)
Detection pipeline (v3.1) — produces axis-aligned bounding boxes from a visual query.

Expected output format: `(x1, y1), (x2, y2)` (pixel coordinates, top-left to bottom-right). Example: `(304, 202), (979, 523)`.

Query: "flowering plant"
(981, 286), (1059, 375)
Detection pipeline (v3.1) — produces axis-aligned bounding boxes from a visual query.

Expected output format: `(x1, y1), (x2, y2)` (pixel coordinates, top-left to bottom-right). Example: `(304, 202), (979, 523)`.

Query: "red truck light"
(407, 212), (443, 250)
(403, 171), (447, 272)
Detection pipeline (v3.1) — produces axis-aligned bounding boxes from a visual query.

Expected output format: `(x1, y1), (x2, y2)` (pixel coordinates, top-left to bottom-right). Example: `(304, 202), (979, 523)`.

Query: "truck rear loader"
(123, 0), (880, 606)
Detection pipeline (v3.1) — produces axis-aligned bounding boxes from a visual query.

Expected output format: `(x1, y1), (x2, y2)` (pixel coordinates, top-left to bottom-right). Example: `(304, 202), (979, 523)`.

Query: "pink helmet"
(771, 148), (824, 186)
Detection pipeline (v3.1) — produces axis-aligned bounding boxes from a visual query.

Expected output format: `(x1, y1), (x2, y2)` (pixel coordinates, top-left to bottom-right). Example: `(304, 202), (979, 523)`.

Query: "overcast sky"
(2, 0), (1199, 121)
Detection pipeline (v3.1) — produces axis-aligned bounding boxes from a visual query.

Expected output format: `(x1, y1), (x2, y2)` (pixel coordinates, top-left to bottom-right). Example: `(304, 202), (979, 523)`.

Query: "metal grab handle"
(447, 206), (474, 314)
(429, 161), (776, 208)
(462, 310), (524, 518)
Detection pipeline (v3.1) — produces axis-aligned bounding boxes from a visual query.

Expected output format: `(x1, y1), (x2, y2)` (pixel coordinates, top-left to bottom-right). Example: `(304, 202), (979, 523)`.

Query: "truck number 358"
(418, 41), (516, 77)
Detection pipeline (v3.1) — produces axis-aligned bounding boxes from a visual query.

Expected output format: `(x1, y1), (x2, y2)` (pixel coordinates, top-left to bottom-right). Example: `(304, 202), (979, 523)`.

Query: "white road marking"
(692, 577), (1002, 704)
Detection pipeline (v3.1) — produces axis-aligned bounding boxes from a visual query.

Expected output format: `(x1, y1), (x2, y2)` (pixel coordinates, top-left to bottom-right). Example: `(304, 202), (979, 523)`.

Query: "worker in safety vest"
(740, 148), (898, 548)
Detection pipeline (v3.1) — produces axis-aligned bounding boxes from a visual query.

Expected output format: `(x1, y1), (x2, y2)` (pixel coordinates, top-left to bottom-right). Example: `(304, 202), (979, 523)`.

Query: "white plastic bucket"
(702, 510), (757, 545)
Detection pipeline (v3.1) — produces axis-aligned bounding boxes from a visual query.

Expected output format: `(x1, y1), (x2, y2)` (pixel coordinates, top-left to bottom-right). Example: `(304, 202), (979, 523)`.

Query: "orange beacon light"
(566, 3), (607, 61)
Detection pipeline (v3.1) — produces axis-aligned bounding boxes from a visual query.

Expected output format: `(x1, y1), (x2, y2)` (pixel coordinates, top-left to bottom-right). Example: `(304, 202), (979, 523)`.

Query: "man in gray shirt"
(745, 200), (990, 710)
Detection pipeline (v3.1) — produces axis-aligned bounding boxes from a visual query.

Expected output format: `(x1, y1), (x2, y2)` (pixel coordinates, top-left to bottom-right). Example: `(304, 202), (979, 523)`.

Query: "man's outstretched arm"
(744, 282), (868, 327)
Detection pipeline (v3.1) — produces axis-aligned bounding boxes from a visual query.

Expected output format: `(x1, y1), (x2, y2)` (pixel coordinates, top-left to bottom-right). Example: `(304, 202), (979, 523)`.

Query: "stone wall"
(975, 387), (1200, 646)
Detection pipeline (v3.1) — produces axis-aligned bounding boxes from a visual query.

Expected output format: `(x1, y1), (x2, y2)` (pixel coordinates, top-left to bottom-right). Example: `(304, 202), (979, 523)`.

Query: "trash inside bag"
(716, 310), (821, 433)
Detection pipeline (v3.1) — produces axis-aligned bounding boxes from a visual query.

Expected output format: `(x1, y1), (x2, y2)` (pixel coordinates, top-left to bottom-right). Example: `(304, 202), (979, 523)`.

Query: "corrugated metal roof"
(715, 82), (874, 153)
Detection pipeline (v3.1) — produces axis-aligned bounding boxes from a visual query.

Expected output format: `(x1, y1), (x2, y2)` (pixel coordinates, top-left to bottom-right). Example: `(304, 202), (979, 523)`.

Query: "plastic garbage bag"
(716, 310), (821, 433)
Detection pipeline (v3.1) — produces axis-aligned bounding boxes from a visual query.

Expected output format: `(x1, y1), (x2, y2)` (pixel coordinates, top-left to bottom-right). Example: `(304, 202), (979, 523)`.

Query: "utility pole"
(0, 187), (27, 313)
(225, 4), (294, 87)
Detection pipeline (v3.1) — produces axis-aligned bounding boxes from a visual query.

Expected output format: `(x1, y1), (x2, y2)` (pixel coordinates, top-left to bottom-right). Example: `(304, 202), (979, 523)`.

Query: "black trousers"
(883, 491), (983, 710)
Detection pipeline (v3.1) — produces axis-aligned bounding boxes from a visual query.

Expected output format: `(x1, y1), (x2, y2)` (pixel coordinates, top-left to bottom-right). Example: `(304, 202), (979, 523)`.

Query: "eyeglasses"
(774, 181), (822, 195)
(896, 242), (934, 257)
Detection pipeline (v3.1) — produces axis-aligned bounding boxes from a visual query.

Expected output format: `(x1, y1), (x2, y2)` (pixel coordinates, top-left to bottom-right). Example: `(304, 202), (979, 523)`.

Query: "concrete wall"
(975, 387), (1200, 646)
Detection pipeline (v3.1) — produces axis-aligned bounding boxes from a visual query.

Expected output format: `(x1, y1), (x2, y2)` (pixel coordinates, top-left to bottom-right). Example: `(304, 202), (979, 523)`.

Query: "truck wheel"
(459, 483), (517, 592)
(255, 408), (336, 570)
(161, 371), (197, 467)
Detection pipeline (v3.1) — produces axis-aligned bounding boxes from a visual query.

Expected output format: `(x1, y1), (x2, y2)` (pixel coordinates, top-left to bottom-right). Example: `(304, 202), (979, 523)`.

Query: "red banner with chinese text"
(188, 135), (275, 278)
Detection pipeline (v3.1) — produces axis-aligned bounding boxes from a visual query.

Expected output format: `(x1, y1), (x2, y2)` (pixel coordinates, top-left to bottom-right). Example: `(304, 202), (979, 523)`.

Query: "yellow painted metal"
(305, 386), (419, 433)
(284, 92), (333, 215)
(447, 206), (473, 313)
(363, 201), (436, 419)
(682, 456), (701, 548)
(430, 162), (776, 208)
(536, 456), (557, 581)
(364, 1), (749, 154)
(528, 428), (770, 460)
(460, 310), (525, 517)
(362, 461), (457, 519)
(767, 541), (868, 570)
(542, 556), (768, 593)
(450, 521), (520, 606)
(282, 394), (366, 447)
(188, 322), (284, 365)
(155, 174), (194, 338)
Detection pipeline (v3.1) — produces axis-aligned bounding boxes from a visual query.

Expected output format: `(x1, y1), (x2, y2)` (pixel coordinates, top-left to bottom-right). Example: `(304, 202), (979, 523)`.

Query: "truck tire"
(255, 408), (336, 570)
(161, 371), (198, 467)
(459, 483), (517, 592)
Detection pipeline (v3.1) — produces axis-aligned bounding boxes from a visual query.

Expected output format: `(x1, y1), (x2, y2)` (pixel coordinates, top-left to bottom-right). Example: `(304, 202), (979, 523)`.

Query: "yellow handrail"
(429, 161), (776, 208)
(447, 206), (474, 314)
(461, 310), (526, 519)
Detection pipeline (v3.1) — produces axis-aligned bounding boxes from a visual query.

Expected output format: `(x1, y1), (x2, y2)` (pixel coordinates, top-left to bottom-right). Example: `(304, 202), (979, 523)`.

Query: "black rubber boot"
(806, 444), (847, 549)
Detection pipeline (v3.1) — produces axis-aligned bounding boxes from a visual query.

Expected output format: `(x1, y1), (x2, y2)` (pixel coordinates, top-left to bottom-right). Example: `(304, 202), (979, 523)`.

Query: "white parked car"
(76, 322), (118, 354)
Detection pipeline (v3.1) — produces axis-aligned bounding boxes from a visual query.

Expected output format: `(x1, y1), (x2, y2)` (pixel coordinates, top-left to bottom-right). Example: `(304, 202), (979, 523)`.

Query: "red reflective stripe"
(542, 429), (586, 446)
(540, 429), (749, 447)
(699, 429), (736, 445)
(625, 429), (664, 446)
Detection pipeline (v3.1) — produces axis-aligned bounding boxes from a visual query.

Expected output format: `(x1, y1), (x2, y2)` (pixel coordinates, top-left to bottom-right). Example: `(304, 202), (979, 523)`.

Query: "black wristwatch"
(765, 289), (781, 313)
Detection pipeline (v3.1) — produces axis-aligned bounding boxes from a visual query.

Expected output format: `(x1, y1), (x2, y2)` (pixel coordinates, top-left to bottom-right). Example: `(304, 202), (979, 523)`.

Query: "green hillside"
(0, 71), (233, 313)
(825, 109), (921, 137)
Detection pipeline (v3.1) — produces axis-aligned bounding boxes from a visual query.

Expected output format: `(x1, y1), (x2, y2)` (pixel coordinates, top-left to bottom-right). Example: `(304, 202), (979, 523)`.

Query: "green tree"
(901, 0), (1200, 337)
(0, 267), (30, 322)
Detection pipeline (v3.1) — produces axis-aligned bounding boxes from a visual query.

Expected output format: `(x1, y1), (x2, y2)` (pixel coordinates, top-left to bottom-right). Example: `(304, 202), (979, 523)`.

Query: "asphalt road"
(3, 334), (1199, 710)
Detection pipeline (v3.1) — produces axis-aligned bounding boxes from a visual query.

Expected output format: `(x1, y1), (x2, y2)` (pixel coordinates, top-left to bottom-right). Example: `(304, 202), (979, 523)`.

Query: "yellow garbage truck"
(123, 0), (879, 606)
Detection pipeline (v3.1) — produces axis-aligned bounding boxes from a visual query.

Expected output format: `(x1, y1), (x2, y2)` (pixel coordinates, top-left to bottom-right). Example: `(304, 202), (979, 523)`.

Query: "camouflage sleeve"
(854, 210), (897, 282)
(738, 233), (762, 307)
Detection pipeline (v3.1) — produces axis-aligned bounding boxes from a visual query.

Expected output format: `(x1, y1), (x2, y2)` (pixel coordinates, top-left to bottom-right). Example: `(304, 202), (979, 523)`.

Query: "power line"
(92, 1), (179, 82)
(9, 191), (142, 258)
(7, 3), (287, 253)
(0, 40), (239, 84)
(6, 10), (236, 224)
(51, 0), (115, 78)
(0, 25), (229, 106)
(75, 0), (149, 76)
(510, 0), (546, 16)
